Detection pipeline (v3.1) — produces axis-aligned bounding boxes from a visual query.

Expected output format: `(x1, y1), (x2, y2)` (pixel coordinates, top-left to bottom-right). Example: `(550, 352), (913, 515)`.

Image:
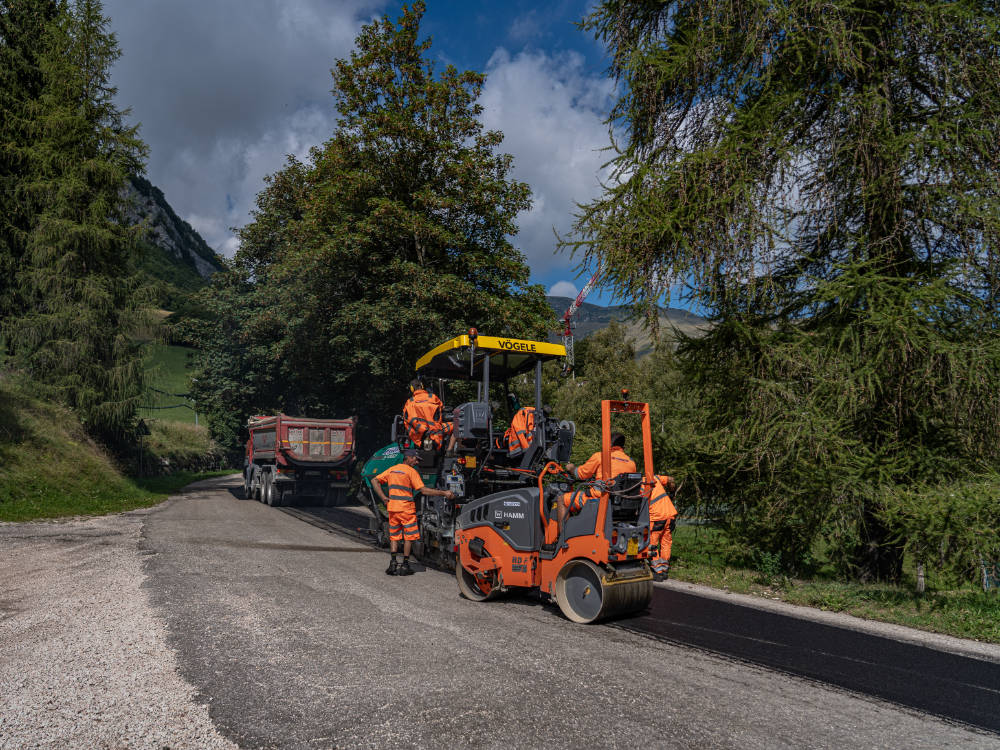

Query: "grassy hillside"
(141, 343), (199, 424)
(136, 240), (210, 310)
(0, 377), (226, 522)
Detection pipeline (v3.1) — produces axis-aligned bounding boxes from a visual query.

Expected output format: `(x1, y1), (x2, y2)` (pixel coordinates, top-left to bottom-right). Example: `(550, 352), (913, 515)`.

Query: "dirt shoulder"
(0, 503), (234, 750)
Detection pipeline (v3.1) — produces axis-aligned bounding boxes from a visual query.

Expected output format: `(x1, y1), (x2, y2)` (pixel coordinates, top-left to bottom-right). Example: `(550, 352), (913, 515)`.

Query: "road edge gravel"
(0, 498), (238, 750)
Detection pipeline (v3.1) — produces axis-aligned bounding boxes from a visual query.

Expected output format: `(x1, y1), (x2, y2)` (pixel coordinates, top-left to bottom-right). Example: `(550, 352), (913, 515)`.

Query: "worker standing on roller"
(546, 432), (636, 548)
(403, 379), (452, 450)
(648, 474), (678, 581)
(372, 448), (455, 576)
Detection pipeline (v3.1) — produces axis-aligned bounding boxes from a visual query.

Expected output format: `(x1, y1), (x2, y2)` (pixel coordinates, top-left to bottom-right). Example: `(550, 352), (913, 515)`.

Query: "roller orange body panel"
(455, 526), (615, 595)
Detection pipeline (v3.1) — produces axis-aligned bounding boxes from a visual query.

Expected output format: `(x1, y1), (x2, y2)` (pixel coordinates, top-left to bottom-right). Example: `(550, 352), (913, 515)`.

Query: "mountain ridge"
(545, 296), (707, 353)
(125, 175), (225, 307)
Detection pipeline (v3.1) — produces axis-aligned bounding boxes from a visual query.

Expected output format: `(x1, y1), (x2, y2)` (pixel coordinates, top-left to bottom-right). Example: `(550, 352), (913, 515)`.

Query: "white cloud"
(480, 48), (615, 278)
(548, 280), (579, 297)
(105, 0), (384, 256)
(104, 2), (616, 274)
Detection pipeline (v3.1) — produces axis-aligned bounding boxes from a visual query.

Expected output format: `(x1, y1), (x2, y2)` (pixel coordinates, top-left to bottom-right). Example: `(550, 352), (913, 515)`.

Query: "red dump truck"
(243, 414), (357, 506)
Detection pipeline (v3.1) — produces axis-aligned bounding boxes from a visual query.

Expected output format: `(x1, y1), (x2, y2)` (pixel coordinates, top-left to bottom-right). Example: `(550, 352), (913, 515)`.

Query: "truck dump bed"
(248, 415), (356, 467)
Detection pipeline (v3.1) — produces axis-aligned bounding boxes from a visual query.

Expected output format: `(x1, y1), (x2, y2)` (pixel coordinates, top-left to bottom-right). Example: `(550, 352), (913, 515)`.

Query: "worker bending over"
(648, 474), (678, 581)
(372, 448), (455, 576)
(546, 432), (636, 548)
(403, 379), (453, 451)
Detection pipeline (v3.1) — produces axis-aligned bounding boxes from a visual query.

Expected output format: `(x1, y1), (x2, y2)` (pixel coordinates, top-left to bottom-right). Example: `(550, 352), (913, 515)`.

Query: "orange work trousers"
(650, 519), (673, 572)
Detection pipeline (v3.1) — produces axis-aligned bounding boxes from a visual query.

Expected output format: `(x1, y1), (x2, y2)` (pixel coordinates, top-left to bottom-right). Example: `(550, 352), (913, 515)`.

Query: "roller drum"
(456, 562), (500, 602)
(555, 559), (652, 624)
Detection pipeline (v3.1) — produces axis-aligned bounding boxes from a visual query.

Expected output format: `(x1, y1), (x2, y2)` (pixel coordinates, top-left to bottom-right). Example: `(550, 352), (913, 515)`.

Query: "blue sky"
(104, 1), (626, 306)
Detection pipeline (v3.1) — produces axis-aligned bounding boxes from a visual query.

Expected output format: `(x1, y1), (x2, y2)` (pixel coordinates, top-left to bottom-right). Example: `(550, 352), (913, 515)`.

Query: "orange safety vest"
(649, 475), (678, 523)
(376, 464), (423, 512)
(568, 447), (637, 508)
(404, 389), (447, 448)
(503, 407), (536, 452)
(563, 450), (637, 513)
(576, 447), (636, 483)
(648, 474), (676, 571)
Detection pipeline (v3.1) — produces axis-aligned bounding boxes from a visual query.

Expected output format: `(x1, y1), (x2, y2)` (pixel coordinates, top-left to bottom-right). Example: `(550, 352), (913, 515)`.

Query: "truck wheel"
(264, 474), (280, 507)
(253, 473), (263, 502)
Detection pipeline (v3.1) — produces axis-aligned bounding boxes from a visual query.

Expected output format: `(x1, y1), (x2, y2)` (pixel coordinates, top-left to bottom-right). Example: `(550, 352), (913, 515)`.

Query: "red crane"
(560, 267), (601, 376)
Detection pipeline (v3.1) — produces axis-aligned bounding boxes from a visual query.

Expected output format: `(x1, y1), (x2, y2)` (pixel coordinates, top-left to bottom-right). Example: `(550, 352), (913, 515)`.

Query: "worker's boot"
(397, 559), (414, 576)
(385, 558), (398, 576)
(652, 563), (670, 582)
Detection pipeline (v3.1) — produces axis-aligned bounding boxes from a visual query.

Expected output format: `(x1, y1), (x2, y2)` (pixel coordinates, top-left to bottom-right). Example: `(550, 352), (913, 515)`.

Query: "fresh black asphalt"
(620, 589), (1000, 733)
(140, 476), (999, 748)
(296, 497), (1000, 735)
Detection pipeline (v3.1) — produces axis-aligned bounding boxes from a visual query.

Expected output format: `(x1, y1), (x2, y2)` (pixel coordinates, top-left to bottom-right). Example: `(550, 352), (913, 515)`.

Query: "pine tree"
(11, 0), (147, 442)
(191, 2), (550, 453)
(0, 0), (58, 344)
(573, 0), (1000, 580)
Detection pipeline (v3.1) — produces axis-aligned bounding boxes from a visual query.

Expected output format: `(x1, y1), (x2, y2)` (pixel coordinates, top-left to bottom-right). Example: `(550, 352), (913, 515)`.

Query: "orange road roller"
(454, 398), (656, 623)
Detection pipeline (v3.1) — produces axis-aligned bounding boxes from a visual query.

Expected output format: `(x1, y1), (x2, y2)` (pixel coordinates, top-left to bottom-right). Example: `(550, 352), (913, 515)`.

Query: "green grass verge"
(0, 470), (234, 523)
(669, 523), (1000, 643)
(142, 418), (224, 472)
(0, 376), (231, 522)
(132, 470), (236, 498)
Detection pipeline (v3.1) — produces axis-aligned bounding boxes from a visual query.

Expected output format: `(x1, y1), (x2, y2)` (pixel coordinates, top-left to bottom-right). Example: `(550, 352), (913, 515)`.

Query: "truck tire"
(253, 471), (263, 502)
(265, 473), (281, 507)
(262, 472), (273, 506)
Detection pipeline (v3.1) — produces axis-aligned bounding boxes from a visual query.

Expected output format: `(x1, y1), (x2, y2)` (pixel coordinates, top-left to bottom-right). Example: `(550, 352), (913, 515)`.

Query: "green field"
(141, 343), (199, 424)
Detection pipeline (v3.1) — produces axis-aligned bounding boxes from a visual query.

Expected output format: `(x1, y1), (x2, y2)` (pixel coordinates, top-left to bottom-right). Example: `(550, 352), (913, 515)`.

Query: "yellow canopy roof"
(415, 334), (566, 380)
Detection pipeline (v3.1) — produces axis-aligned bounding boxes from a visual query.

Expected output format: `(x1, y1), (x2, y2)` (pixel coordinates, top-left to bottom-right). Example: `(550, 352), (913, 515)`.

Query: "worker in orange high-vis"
(372, 448), (455, 576)
(403, 379), (453, 451)
(545, 432), (637, 549)
(497, 404), (536, 455)
(648, 474), (678, 581)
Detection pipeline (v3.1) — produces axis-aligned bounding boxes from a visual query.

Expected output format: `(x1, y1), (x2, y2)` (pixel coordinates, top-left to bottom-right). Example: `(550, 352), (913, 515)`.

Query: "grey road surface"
(140, 475), (997, 749)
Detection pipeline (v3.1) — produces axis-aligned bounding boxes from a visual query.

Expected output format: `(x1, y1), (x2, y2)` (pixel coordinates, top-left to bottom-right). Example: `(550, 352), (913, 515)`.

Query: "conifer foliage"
(189, 2), (550, 452)
(1, 0), (147, 442)
(574, 1), (1000, 581)
(0, 0), (56, 330)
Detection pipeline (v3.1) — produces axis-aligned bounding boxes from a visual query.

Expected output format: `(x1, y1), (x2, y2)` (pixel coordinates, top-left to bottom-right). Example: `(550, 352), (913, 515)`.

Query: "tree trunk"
(857, 508), (904, 583)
